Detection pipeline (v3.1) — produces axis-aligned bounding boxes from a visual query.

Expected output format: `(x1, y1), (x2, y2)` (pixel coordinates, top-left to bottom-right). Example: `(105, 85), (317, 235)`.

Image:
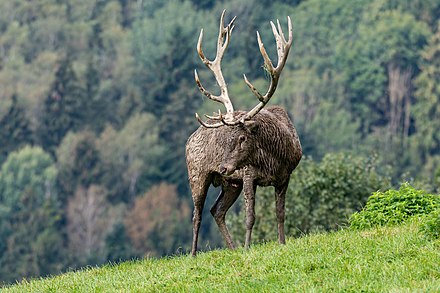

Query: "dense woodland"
(0, 0), (439, 284)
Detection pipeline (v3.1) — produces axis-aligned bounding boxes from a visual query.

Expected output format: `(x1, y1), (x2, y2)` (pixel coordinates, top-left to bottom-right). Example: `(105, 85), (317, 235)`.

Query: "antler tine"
(204, 109), (223, 120)
(195, 113), (224, 128)
(274, 16), (293, 71)
(194, 9), (237, 128)
(217, 10), (236, 60)
(242, 16), (293, 121)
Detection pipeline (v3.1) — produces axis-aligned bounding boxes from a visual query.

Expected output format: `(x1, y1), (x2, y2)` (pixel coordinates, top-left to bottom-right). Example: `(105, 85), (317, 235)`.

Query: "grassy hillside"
(4, 221), (439, 292)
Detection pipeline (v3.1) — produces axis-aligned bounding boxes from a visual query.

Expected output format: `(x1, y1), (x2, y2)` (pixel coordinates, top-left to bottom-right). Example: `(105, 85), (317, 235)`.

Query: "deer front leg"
(275, 184), (288, 245)
(192, 197), (206, 256)
(243, 170), (256, 249)
(190, 178), (210, 256)
(210, 182), (242, 249)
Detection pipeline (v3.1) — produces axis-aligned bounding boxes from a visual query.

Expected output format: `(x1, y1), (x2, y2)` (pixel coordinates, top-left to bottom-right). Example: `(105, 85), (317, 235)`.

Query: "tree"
(372, 0), (440, 29)
(105, 222), (135, 263)
(190, 0), (216, 10)
(0, 146), (57, 209)
(36, 54), (87, 155)
(331, 6), (430, 181)
(132, 1), (203, 116)
(0, 94), (33, 164)
(124, 183), (191, 256)
(1, 190), (64, 283)
(97, 113), (165, 202)
(298, 101), (361, 159)
(412, 23), (440, 184)
(66, 185), (120, 266)
(56, 130), (103, 202)
(0, 146), (64, 283)
(342, 8), (429, 137)
(274, 0), (372, 159)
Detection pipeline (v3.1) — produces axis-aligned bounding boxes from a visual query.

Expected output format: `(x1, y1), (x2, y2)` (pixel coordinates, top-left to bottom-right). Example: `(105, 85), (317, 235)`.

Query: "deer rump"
(186, 106), (302, 254)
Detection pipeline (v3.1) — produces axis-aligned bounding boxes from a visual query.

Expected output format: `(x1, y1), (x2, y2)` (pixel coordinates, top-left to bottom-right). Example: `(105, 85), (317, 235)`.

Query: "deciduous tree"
(0, 146), (63, 283)
(66, 185), (119, 266)
(412, 23), (440, 185)
(124, 183), (191, 256)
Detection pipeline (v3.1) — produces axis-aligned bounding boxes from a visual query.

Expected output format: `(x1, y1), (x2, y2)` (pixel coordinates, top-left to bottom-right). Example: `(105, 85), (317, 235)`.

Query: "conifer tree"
(37, 55), (86, 155)
(0, 95), (33, 164)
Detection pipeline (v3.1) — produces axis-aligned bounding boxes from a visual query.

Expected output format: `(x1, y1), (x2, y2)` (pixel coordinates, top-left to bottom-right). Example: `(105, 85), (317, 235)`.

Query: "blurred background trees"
(0, 0), (439, 284)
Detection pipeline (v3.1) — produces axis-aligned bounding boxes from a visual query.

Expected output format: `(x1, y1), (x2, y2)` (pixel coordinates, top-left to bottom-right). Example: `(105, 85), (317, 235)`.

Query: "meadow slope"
(4, 222), (439, 292)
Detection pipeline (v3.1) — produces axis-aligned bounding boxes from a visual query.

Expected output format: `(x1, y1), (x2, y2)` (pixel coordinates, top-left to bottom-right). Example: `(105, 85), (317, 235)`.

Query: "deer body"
(186, 10), (301, 256)
(186, 107), (301, 254)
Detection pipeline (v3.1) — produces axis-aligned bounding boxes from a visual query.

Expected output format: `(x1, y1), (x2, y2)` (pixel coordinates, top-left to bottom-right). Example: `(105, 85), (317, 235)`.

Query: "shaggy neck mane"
(252, 111), (298, 173)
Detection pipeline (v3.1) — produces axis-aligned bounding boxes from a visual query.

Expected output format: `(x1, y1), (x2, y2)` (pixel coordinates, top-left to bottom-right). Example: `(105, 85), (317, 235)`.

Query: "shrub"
(420, 208), (440, 239)
(349, 183), (440, 230)
(227, 153), (390, 244)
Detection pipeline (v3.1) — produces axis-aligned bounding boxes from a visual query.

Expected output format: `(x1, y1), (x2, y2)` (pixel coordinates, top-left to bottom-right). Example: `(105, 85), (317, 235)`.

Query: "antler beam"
(194, 12), (293, 128)
(194, 10), (236, 127)
(242, 16), (293, 122)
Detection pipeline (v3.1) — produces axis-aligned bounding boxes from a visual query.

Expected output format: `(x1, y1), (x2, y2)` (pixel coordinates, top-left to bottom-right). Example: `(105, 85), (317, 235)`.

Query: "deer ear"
(244, 120), (259, 134)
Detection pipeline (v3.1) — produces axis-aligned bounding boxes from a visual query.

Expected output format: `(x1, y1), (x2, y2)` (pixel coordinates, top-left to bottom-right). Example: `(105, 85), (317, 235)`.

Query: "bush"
(227, 153), (390, 244)
(420, 208), (440, 239)
(349, 183), (440, 230)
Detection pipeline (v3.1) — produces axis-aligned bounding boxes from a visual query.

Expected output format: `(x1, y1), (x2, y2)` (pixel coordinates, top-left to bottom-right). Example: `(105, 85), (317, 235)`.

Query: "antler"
(241, 16), (293, 122)
(194, 13), (293, 128)
(194, 10), (237, 128)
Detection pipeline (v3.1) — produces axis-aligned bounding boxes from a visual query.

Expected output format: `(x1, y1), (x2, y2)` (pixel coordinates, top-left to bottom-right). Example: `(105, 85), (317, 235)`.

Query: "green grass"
(4, 221), (440, 292)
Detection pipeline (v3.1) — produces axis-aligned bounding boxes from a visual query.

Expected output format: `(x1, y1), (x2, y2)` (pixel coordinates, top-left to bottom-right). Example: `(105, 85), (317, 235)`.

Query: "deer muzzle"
(219, 163), (235, 176)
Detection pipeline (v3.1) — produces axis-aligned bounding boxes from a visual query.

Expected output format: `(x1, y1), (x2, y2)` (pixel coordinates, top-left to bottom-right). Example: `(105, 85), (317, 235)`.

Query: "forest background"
(0, 0), (439, 284)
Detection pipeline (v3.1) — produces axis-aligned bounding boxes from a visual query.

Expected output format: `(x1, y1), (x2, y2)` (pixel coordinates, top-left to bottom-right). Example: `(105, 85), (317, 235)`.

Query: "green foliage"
(285, 153), (390, 235)
(301, 101), (361, 158)
(349, 183), (440, 230)
(56, 130), (103, 202)
(105, 222), (135, 263)
(1, 196), (65, 283)
(132, 1), (202, 117)
(411, 23), (440, 182)
(0, 95), (33, 164)
(372, 0), (440, 29)
(131, 1), (208, 193)
(339, 6), (429, 135)
(228, 153), (390, 243)
(420, 208), (440, 239)
(37, 55), (87, 154)
(97, 113), (166, 201)
(0, 146), (64, 283)
(0, 146), (57, 209)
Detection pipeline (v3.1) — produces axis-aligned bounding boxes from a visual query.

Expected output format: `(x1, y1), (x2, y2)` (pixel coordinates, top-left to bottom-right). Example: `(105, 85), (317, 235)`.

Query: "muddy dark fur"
(186, 105), (302, 255)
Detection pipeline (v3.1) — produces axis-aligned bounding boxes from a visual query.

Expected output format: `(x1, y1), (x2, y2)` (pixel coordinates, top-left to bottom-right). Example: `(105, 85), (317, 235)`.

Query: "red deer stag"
(186, 10), (302, 256)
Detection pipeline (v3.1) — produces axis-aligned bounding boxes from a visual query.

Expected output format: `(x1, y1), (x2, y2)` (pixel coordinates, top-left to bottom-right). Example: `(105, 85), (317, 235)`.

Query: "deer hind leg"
(190, 177), (210, 256)
(275, 184), (288, 245)
(210, 182), (242, 249)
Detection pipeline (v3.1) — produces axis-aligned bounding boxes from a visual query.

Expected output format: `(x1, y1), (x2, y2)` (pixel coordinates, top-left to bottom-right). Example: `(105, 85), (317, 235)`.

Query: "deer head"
(194, 9), (293, 128)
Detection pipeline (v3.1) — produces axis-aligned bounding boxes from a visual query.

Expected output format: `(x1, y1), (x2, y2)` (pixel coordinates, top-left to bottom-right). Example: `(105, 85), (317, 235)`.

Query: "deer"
(186, 10), (302, 256)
